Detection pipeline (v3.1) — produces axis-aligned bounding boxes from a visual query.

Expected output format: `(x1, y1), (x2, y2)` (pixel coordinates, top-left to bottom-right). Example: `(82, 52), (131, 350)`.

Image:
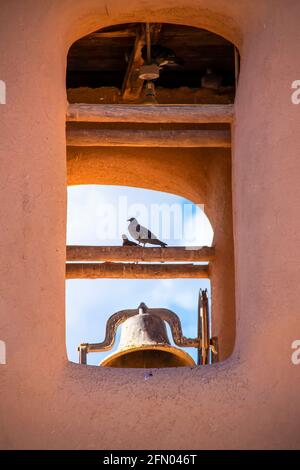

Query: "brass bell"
(78, 295), (218, 368)
(100, 310), (195, 368)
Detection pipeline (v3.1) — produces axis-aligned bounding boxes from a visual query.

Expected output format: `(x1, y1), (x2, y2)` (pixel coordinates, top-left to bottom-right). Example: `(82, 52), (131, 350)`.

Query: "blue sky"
(66, 185), (213, 365)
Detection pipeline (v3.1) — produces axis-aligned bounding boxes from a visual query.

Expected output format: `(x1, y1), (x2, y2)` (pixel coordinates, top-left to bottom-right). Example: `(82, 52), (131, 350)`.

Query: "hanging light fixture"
(142, 80), (158, 105)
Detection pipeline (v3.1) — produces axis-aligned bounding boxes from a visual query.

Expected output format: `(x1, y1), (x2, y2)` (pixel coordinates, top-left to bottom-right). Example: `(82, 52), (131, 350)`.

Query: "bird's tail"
(160, 241), (168, 248)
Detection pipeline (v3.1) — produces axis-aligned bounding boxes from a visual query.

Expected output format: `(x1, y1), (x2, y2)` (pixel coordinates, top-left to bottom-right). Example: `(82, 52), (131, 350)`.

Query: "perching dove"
(201, 68), (222, 90)
(122, 234), (139, 247)
(127, 218), (167, 247)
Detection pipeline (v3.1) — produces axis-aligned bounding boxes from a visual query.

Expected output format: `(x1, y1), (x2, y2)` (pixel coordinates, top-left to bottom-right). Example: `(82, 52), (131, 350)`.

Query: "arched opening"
(67, 22), (237, 104)
(66, 185), (213, 366)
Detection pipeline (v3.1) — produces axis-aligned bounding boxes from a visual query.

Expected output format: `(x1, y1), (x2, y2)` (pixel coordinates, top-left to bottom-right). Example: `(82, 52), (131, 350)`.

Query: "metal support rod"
(198, 288), (214, 365)
(197, 290), (202, 365)
(211, 337), (219, 364)
(201, 289), (209, 365)
(146, 23), (151, 64)
(78, 344), (88, 365)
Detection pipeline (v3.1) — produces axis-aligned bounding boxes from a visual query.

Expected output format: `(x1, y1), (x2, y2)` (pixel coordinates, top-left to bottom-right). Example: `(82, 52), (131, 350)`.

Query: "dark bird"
(127, 218), (168, 247)
(141, 45), (184, 69)
(201, 68), (222, 91)
(122, 234), (139, 247)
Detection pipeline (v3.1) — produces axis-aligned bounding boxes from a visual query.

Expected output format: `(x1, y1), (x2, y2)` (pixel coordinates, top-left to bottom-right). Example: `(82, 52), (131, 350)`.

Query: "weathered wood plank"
(66, 262), (210, 279)
(66, 128), (231, 148)
(67, 245), (215, 262)
(91, 29), (137, 39)
(66, 104), (234, 124)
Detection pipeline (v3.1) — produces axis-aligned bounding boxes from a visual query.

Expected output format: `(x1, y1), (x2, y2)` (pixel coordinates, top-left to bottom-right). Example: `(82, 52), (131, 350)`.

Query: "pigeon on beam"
(127, 218), (168, 247)
(122, 234), (140, 247)
(201, 68), (222, 91)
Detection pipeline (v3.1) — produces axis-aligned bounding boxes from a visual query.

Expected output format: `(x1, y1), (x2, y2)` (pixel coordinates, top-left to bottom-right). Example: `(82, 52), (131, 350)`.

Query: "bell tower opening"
(66, 22), (236, 368)
(66, 185), (214, 367)
(67, 22), (236, 104)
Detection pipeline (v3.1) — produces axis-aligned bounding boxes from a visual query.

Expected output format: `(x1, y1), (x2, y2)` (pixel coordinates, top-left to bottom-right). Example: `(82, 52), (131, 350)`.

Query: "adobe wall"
(0, 0), (300, 449)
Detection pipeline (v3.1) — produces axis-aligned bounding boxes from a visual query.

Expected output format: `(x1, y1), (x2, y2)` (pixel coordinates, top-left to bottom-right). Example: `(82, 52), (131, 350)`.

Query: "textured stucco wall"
(0, 0), (300, 449)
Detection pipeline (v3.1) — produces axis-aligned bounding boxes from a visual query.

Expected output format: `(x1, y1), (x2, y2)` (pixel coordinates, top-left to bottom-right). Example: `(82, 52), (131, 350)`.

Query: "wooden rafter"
(66, 262), (209, 279)
(66, 128), (230, 148)
(67, 245), (215, 263)
(121, 25), (146, 101)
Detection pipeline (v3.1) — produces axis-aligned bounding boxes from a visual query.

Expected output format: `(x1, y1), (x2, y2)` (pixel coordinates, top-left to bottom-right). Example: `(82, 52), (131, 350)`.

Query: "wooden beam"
(66, 128), (231, 148)
(121, 26), (145, 101)
(66, 104), (234, 124)
(67, 245), (215, 263)
(66, 263), (209, 279)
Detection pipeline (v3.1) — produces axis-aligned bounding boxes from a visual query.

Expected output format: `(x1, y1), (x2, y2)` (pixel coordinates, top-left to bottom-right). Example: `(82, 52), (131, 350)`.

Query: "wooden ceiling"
(67, 22), (236, 93)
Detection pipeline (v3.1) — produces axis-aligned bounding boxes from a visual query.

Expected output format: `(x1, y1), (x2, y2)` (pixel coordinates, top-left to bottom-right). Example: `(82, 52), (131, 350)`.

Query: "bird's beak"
(127, 218), (131, 222)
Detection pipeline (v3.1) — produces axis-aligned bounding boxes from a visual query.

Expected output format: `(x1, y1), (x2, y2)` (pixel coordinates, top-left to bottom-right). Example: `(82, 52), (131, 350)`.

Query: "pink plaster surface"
(0, 0), (300, 449)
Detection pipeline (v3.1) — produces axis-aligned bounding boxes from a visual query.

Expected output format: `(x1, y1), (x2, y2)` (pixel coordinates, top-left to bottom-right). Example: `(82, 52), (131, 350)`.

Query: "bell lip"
(99, 344), (195, 368)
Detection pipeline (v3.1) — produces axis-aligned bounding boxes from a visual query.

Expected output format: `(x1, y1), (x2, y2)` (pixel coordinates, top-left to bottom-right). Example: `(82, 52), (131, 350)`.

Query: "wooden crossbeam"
(66, 104), (234, 124)
(67, 245), (215, 263)
(66, 263), (209, 279)
(66, 128), (231, 148)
